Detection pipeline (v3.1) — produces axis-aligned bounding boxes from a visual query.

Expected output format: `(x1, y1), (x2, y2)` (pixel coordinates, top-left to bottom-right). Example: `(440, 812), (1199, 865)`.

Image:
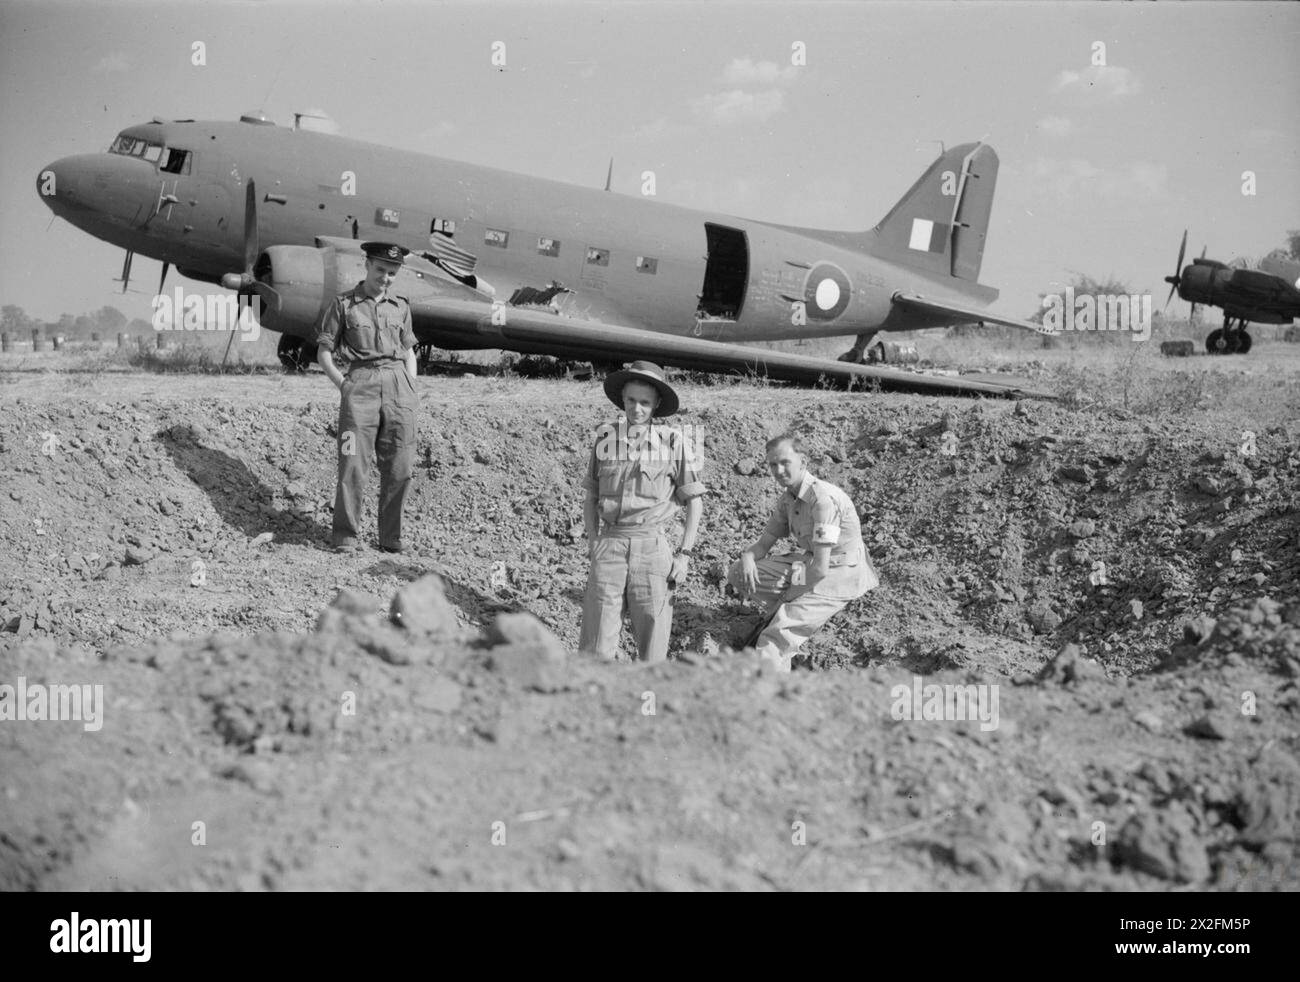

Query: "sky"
(1, 0), (1297, 325)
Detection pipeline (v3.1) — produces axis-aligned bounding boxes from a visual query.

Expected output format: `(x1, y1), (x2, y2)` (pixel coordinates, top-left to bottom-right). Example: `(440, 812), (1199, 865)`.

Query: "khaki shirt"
(314, 283), (415, 366)
(583, 421), (705, 529)
(764, 471), (868, 566)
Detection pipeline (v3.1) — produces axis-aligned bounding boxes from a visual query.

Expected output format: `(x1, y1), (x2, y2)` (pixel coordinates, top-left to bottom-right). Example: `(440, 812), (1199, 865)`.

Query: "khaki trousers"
(727, 550), (876, 671)
(332, 361), (418, 549)
(579, 528), (674, 662)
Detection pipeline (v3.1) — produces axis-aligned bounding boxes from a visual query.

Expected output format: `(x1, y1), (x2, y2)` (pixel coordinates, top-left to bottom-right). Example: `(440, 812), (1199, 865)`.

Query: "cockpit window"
(108, 134), (191, 174)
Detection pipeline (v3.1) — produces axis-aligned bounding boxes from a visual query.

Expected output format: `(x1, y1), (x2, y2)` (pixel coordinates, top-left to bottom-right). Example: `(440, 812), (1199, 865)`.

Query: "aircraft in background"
(38, 111), (1051, 397)
(1163, 230), (1300, 354)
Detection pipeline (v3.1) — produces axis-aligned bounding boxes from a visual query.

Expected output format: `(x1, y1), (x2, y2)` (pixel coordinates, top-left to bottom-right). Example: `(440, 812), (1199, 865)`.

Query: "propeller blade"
(1199, 245), (1206, 260)
(1164, 229), (1188, 309)
(158, 261), (170, 295)
(251, 281), (282, 316)
(242, 179), (258, 273)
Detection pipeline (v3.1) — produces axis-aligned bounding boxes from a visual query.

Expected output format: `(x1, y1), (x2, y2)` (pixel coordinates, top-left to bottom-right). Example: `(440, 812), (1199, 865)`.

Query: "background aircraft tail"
(871, 142), (999, 283)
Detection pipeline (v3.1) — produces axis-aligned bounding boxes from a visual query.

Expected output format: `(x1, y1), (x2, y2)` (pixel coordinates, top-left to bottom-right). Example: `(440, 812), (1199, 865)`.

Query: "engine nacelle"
(252, 242), (489, 339)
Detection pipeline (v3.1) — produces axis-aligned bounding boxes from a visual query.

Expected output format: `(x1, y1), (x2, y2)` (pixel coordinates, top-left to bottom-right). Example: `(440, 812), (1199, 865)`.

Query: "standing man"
(729, 433), (878, 672)
(315, 242), (420, 554)
(580, 361), (705, 662)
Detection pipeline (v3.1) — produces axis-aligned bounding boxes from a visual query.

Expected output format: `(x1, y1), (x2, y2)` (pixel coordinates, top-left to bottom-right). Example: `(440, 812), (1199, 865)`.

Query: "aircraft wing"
(891, 291), (1045, 334)
(407, 296), (1056, 399)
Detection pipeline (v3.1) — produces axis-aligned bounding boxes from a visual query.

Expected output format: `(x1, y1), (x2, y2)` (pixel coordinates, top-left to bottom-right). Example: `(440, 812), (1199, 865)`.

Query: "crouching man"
(729, 433), (878, 672)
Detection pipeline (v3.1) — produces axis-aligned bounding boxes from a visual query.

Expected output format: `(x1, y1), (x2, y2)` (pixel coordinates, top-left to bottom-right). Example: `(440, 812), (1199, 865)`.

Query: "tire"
(277, 336), (317, 372)
(1206, 329), (1231, 355)
(1235, 331), (1252, 354)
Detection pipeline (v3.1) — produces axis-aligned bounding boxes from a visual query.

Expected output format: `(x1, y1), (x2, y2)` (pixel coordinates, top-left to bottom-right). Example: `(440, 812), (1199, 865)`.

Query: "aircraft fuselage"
(40, 118), (993, 346)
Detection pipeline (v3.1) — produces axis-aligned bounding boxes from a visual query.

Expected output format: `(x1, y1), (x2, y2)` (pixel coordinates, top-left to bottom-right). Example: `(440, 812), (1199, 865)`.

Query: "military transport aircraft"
(1163, 230), (1300, 354)
(38, 111), (1052, 397)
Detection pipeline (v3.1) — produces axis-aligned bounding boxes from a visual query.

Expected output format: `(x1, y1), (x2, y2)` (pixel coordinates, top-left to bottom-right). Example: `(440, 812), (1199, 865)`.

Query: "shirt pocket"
(630, 457), (672, 508)
(378, 312), (403, 354)
(790, 504), (815, 543)
(342, 306), (372, 352)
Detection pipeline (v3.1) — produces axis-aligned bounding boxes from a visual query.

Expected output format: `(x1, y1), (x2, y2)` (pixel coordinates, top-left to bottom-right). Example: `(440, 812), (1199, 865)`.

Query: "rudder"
(871, 143), (999, 283)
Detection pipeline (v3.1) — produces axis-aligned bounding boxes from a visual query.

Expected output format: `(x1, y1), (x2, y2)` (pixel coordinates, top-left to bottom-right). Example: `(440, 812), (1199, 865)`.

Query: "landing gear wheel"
(837, 331), (878, 364)
(278, 336), (317, 372)
(1235, 331), (1252, 355)
(1205, 329), (1234, 355)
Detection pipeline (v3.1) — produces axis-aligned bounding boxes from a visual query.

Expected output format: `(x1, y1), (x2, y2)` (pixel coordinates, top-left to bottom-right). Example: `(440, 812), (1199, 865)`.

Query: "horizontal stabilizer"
(892, 291), (1042, 334)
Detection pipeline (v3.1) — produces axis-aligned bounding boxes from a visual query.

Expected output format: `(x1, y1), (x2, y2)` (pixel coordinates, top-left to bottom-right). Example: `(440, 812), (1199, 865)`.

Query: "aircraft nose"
(36, 155), (89, 213)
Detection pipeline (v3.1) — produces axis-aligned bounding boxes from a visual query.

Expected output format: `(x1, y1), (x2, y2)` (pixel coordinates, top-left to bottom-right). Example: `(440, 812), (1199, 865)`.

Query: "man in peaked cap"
(579, 361), (705, 662)
(315, 242), (420, 554)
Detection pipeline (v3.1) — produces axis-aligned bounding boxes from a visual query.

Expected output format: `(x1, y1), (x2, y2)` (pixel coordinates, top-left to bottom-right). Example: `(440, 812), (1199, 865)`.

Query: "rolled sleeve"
(671, 431), (705, 503)
(314, 298), (342, 352)
(399, 304), (416, 350)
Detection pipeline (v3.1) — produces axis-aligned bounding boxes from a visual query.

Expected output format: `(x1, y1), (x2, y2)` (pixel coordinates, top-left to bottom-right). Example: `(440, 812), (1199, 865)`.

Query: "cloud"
(686, 55), (801, 126)
(1036, 115), (1073, 138)
(690, 88), (785, 125)
(629, 116), (670, 140)
(721, 57), (798, 86)
(93, 52), (129, 73)
(1051, 65), (1140, 101)
(1022, 156), (1167, 201)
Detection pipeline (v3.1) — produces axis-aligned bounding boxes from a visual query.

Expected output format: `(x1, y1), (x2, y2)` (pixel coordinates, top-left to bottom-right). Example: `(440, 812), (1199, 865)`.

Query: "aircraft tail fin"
(872, 142), (999, 283)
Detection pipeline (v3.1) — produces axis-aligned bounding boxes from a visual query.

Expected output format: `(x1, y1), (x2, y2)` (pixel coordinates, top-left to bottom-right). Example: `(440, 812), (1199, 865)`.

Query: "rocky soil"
(1, 366), (1297, 890)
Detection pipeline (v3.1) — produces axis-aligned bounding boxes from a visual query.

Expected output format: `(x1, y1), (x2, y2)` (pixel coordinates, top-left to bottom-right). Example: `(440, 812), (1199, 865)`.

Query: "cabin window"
(635, 256), (658, 274)
(143, 145), (163, 164)
(484, 228), (509, 248)
(159, 148), (192, 175)
(537, 237), (560, 257)
(431, 218), (457, 236)
(586, 247), (610, 267)
(375, 207), (400, 228)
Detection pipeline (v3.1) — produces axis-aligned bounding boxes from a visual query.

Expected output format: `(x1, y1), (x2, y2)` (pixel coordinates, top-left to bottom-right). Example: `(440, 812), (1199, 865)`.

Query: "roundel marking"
(803, 262), (851, 320)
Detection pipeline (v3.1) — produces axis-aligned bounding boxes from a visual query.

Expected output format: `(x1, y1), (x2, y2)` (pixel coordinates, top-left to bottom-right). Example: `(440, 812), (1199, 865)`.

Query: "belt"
(347, 358), (405, 374)
(600, 523), (667, 539)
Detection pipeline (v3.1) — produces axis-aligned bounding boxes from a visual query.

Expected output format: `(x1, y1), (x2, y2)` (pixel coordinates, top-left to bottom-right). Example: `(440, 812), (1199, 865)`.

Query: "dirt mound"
(1, 372), (1298, 890)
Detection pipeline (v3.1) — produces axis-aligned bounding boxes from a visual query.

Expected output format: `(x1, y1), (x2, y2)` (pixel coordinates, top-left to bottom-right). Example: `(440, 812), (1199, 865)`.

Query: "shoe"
(331, 536), (361, 554)
(379, 543), (404, 555)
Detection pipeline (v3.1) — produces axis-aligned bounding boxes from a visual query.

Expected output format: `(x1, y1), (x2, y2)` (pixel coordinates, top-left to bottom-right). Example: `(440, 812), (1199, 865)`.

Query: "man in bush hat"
(579, 361), (705, 662)
(315, 242), (420, 554)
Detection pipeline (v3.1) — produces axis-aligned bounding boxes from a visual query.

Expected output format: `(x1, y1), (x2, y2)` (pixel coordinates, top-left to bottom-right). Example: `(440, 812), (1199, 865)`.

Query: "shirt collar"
(786, 471), (816, 503)
(352, 282), (397, 304)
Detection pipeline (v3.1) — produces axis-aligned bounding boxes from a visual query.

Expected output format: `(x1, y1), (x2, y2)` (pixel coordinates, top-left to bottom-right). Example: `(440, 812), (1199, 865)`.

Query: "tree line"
(0, 304), (153, 340)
